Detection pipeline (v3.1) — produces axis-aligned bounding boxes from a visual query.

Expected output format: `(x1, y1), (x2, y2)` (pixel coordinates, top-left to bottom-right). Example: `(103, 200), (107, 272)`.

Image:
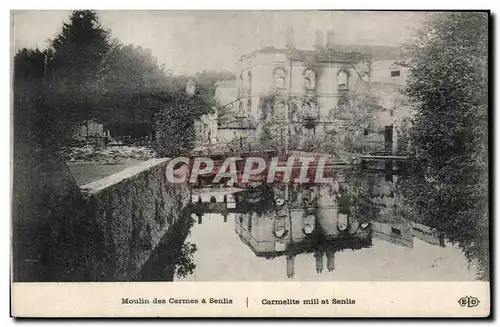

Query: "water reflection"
(136, 210), (197, 281)
(141, 169), (475, 281)
(231, 181), (422, 279)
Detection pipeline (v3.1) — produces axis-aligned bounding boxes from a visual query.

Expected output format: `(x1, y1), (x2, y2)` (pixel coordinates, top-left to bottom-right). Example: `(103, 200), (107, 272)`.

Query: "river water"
(137, 178), (479, 282)
(175, 214), (476, 282)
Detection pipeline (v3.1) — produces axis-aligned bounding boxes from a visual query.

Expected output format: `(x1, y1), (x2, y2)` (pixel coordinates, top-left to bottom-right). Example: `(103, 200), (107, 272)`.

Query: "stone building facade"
(232, 30), (370, 147)
(194, 112), (218, 146)
(216, 29), (412, 152)
(71, 118), (111, 146)
(369, 59), (412, 153)
(214, 80), (256, 145)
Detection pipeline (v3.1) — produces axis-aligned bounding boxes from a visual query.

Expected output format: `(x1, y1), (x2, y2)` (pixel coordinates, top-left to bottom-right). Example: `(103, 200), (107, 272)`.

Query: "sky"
(11, 10), (426, 74)
(178, 213), (476, 282)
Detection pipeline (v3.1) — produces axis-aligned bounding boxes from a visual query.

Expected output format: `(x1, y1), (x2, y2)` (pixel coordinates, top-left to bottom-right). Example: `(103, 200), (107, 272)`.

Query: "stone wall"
(13, 150), (191, 282)
(80, 158), (191, 281)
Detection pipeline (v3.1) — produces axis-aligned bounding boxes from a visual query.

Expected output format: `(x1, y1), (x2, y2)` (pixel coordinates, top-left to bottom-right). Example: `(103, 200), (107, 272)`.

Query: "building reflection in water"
(232, 177), (443, 279)
(190, 191), (237, 226)
(189, 170), (445, 279)
(232, 183), (366, 278)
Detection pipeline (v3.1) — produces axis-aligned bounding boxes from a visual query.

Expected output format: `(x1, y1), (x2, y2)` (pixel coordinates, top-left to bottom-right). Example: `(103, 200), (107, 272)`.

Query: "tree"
(173, 242), (197, 279)
(195, 69), (236, 97)
(14, 10), (112, 148)
(13, 48), (47, 146)
(257, 122), (281, 151)
(47, 10), (110, 119)
(152, 83), (214, 157)
(324, 92), (386, 157)
(397, 12), (489, 279)
(96, 43), (175, 138)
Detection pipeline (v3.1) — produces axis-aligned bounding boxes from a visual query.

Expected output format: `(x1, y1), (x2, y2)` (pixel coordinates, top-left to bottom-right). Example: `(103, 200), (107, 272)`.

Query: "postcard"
(10, 9), (490, 318)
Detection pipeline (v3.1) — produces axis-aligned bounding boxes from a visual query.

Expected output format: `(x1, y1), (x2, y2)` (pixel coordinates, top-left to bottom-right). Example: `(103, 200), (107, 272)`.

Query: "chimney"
(325, 30), (335, 49)
(286, 27), (295, 49)
(314, 30), (324, 50)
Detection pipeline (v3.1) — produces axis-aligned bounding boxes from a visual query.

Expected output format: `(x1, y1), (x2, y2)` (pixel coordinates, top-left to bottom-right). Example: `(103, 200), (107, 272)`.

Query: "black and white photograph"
(10, 9), (490, 317)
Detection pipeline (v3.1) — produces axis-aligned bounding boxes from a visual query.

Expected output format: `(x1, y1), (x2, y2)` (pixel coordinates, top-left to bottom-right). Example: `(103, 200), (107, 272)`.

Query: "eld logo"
(458, 296), (480, 308)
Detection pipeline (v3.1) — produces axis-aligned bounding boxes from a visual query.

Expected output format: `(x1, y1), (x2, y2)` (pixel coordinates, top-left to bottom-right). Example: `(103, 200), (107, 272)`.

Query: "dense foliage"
(397, 12), (489, 279)
(13, 10), (216, 155)
(14, 11), (111, 148)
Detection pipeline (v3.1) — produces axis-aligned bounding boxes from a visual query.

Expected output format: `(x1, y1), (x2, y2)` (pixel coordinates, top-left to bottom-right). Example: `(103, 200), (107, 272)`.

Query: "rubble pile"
(61, 145), (157, 162)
